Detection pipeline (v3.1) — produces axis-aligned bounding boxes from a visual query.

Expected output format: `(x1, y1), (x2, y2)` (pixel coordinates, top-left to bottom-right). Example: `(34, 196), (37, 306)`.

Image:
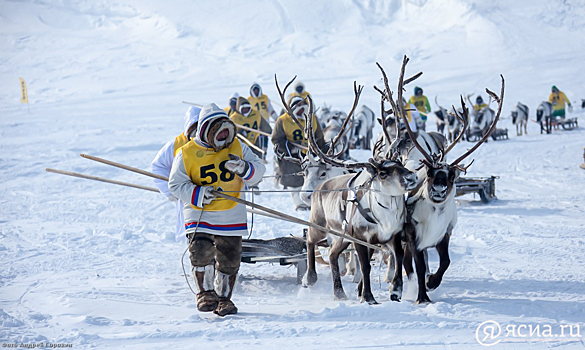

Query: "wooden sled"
(455, 176), (498, 204)
(241, 236), (307, 284)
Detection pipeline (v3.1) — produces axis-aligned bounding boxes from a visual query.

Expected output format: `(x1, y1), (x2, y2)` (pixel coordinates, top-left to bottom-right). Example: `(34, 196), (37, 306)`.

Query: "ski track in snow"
(1, 0), (585, 349)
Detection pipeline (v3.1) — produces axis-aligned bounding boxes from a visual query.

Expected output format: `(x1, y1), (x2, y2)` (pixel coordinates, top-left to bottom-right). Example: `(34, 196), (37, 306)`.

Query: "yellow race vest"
(182, 139), (244, 211)
(230, 110), (262, 144)
(173, 133), (189, 156)
(280, 114), (317, 153)
(248, 94), (271, 120)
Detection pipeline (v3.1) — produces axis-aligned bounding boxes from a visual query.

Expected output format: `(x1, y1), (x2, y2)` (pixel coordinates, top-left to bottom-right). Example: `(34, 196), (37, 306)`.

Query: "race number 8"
(292, 129), (303, 141)
(200, 161), (236, 185)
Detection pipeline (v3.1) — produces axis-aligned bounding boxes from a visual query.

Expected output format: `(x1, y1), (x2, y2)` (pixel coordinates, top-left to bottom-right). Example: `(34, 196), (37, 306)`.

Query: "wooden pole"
(236, 123), (272, 137)
(46, 168), (270, 218)
(75, 155), (381, 251)
(182, 101), (204, 107)
(212, 190), (383, 251)
(236, 134), (265, 154)
(80, 154), (168, 181)
(46, 168), (160, 193)
(235, 124), (308, 151)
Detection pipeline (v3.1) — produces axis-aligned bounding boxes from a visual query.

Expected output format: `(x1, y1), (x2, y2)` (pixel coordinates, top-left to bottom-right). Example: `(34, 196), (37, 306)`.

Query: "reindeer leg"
(388, 233), (404, 301)
(404, 223), (431, 304)
(355, 243), (378, 304)
(426, 233), (451, 291)
(329, 238), (351, 300)
(403, 241), (414, 278)
(302, 229), (319, 287)
(356, 248), (374, 297)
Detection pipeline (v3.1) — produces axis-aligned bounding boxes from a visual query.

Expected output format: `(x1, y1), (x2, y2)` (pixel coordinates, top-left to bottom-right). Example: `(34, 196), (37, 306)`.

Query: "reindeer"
(398, 77), (505, 304)
(322, 111), (351, 160)
(536, 101), (553, 134)
(277, 61), (420, 304)
(467, 105), (495, 141)
(352, 105), (376, 150)
(511, 102), (529, 136)
(433, 96), (447, 135)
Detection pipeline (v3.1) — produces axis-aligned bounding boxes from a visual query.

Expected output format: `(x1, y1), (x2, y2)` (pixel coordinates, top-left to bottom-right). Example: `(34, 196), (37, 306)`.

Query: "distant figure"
(272, 96), (325, 210)
(248, 83), (278, 121)
(224, 93), (239, 117)
(408, 86), (431, 130)
(548, 86), (572, 119)
(230, 96), (272, 159)
(473, 96), (488, 116)
(402, 98), (423, 132)
(288, 81), (311, 100)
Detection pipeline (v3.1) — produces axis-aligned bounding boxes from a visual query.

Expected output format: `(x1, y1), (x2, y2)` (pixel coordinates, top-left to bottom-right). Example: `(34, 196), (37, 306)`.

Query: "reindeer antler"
(443, 96), (470, 156)
(378, 57), (434, 165)
(305, 95), (375, 172)
(275, 74), (306, 131)
(450, 75), (505, 167)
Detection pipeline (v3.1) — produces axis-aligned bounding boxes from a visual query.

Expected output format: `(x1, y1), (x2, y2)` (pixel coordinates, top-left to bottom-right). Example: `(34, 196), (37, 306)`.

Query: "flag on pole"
(19, 78), (28, 103)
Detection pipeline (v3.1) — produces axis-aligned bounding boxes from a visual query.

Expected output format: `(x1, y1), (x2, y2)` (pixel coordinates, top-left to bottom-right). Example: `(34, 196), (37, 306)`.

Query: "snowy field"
(1, 0), (585, 349)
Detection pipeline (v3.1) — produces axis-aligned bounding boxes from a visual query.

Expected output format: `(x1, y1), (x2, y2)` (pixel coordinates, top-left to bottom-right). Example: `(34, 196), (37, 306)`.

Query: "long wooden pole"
(212, 190), (383, 251)
(46, 168), (160, 193)
(46, 168), (283, 220)
(75, 155), (382, 251)
(236, 134), (265, 154)
(80, 154), (168, 181)
(182, 101), (204, 107)
(235, 124), (308, 151)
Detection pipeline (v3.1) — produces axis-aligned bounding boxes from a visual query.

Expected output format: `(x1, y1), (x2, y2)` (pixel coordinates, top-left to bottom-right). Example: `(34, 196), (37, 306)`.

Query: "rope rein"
(181, 204), (206, 297)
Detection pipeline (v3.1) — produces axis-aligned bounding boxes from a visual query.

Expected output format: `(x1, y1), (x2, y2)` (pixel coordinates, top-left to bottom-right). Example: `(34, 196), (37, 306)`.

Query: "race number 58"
(200, 161), (235, 185)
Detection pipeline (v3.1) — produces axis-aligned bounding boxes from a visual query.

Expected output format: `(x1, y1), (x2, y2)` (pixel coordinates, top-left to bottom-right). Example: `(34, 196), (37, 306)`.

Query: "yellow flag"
(19, 78), (28, 103)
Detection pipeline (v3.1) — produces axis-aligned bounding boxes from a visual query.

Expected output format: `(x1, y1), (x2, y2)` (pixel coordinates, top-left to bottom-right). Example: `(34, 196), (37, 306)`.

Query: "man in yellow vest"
(287, 81), (311, 101)
(248, 83), (278, 121)
(223, 93), (239, 117)
(408, 87), (431, 130)
(169, 103), (265, 316)
(230, 96), (272, 159)
(473, 95), (488, 116)
(549, 85), (572, 118)
(151, 106), (200, 241)
(272, 96), (326, 210)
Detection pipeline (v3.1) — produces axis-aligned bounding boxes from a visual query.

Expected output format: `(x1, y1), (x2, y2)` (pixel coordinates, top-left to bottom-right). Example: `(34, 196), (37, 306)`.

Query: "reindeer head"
(368, 158), (418, 196)
(377, 57), (505, 204)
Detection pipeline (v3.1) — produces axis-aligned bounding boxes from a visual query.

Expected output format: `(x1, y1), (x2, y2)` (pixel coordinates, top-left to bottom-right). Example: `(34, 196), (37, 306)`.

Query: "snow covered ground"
(1, 0), (584, 349)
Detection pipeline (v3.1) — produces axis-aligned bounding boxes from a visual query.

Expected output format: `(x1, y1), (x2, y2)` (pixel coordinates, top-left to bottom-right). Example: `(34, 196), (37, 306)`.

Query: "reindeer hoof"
(334, 290), (348, 300)
(363, 295), (379, 305)
(425, 274), (441, 291)
(302, 270), (318, 287)
(390, 282), (403, 301)
(416, 294), (432, 304)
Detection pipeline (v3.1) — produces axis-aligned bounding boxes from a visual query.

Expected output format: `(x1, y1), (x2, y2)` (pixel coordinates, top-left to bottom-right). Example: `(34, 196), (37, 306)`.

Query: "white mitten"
(193, 186), (216, 207)
(225, 154), (250, 177)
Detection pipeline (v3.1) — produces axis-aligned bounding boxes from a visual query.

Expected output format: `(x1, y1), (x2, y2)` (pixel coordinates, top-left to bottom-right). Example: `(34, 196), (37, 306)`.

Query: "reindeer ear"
(450, 168), (462, 181)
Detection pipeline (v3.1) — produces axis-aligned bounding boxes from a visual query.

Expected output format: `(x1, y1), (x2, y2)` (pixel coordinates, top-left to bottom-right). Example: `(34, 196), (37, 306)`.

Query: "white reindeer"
(399, 78), (505, 304)
(511, 102), (529, 136)
(352, 105), (376, 150)
(536, 101), (553, 134)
